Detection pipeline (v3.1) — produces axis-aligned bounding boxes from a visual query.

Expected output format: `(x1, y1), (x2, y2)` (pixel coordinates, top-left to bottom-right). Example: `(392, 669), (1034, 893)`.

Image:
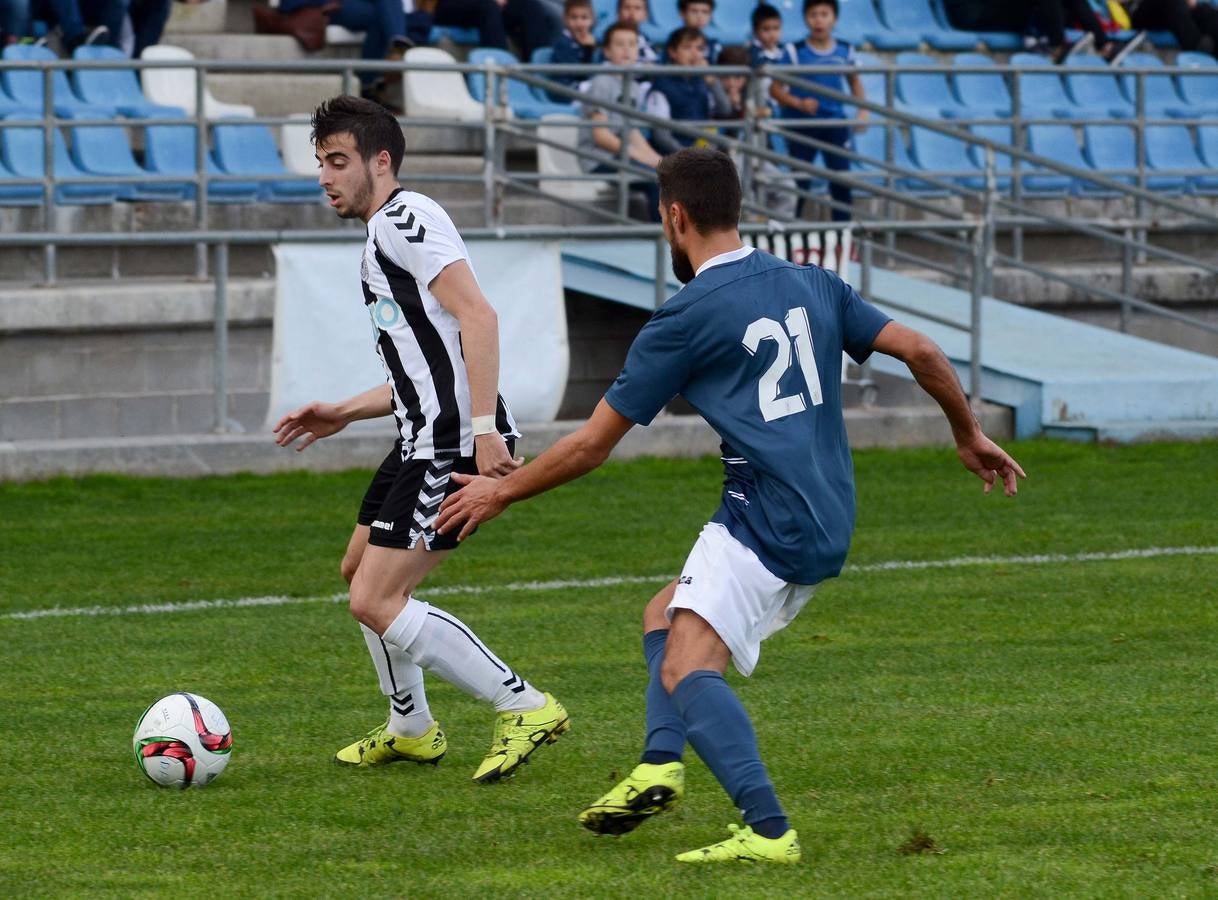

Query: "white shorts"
(666, 522), (816, 677)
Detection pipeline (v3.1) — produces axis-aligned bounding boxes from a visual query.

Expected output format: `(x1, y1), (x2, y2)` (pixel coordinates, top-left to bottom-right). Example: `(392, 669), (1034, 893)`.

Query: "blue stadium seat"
(69, 123), (189, 200)
(429, 25), (481, 45)
(1062, 53), (1134, 118)
(143, 123), (259, 204)
(834, 0), (918, 51)
(0, 113), (120, 203)
(1175, 51), (1218, 113)
(1, 44), (114, 119)
(1009, 53), (1077, 120)
(1081, 123), (1187, 194)
(895, 51), (1001, 119)
(713, 0), (756, 43)
(1145, 124), (1218, 194)
(644, 0), (683, 44)
(910, 124), (1011, 191)
(1025, 124), (1084, 194)
(968, 122), (1019, 189)
(212, 123), (321, 203)
(1117, 52), (1190, 118)
(1147, 30), (1177, 48)
(1197, 123), (1218, 168)
(467, 48), (579, 119)
(852, 120), (935, 193)
(70, 46), (185, 120)
(0, 153), (43, 205)
(853, 51), (890, 109)
(876, 0), (977, 51)
(952, 53), (1013, 117)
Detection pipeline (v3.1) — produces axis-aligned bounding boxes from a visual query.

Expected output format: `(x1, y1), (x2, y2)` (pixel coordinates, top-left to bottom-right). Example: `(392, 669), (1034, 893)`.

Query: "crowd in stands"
(1, 0), (178, 56)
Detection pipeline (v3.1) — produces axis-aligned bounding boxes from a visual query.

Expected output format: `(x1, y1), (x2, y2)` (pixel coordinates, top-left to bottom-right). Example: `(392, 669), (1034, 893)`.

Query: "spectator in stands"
(676, 0), (721, 62)
(579, 21), (662, 218)
(1118, 0), (1218, 57)
(428, 0), (558, 60)
(280, 0), (411, 100)
(616, 0), (658, 61)
(2, 0), (28, 43)
(769, 0), (864, 221)
(125, 0), (175, 58)
(551, 0), (597, 75)
(9, 0), (117, 50)
(749, 3), (794, 116)
(942, 0), (1115, 62)
(645, 26), (715, 154)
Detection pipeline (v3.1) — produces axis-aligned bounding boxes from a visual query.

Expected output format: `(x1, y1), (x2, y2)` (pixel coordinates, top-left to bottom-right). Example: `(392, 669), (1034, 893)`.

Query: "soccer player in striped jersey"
(273, 95), (568, 784)
(437, 148), (1024, 862)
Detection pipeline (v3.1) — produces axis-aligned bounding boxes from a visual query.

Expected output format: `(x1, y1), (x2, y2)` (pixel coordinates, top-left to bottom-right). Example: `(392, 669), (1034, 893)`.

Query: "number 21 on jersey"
(741, 306), (824, 422)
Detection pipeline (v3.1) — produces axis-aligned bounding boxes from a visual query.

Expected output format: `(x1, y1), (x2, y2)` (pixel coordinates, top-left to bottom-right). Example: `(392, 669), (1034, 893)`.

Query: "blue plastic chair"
(968, 122), (1018, 188)
(1197, 123), (1218, 168)
(1175, 51), (1218, 113)
(876, 0), (976, 51)
(1062, 53), (1134, 118)
(713, 0), (756, 43)
(852, 120), (935, 193)
(69, 123), (189, 200)
(0, 113), (120, 203)
(143, 123), (259, 203)
(643, 0), (682, 44)
(212, 123), (321, 203)
(467, 47), (579, 119)
(429, 25), (481, 45)
(835, 0), (918, 50)
(1117, 52), (1190, 118)
(1081, 123), (1187, 194)
(70, 46), (186, 119)
(911, 124), (1011, 192)
(1148, 30), (1177, 49)
(0, 153), (43, 205)
(895, 51), (998, 119)
(1010, 53), (1081, 120)
(952, 53), (1012, 117)
(1, 44), (114, 119)
(1024, 124), (1083, 194)
(1145, 124), (1218, 194)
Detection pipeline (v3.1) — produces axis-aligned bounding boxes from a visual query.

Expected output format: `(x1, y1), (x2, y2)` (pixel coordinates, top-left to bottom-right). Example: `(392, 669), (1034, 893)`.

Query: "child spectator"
(677, 0), (721, 62)
(749, 3), (795, 116)
(645, 26), (714, 154)
(550, 0), (598, 93)
(769, 0), (866, 221)
(616, 0), (659, 61)
(579, 22), (662, 217)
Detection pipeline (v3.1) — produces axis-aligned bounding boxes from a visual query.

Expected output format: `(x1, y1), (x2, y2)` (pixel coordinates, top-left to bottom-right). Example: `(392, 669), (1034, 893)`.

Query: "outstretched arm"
(436, 399), (636, 540)
(871, 321), (1026, 495)
(272, 383), (393, 452)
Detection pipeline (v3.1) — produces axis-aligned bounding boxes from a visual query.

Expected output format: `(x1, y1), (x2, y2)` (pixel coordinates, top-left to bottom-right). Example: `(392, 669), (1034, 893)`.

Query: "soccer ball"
(132, 692), (232, 789)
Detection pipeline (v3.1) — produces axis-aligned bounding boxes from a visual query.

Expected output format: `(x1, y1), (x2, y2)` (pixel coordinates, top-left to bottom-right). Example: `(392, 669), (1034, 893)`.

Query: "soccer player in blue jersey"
(437, 148), (1024, 864)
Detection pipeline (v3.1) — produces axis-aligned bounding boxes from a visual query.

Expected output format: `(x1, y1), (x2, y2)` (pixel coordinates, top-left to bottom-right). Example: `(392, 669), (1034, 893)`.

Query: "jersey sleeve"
(838, 276), (892, 364)
(603, 308), (692, 426)
(374, 200), (467, 288)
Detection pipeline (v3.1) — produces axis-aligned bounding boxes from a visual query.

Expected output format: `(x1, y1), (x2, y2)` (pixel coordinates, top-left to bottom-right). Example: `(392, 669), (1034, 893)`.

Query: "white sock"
(360, 623), (433, 738)
(382, 599), (545, 713)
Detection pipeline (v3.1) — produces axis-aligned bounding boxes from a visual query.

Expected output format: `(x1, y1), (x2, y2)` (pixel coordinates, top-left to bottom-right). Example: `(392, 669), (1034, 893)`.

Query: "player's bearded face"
(336, 161), (376, 220)
(663, 212), (696, 284)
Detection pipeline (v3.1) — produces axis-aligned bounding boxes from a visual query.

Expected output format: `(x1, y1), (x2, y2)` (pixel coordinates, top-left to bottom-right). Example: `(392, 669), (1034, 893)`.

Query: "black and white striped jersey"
(361, 188), (519, 460)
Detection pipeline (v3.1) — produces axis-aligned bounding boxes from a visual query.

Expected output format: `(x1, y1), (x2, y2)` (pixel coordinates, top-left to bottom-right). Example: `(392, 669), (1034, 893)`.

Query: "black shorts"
(357, 440), (512, 551)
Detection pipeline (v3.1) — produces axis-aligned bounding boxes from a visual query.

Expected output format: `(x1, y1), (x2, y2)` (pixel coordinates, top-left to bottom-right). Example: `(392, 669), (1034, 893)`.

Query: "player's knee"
(340, 554), (360, 585)
(347, 584), (378, 629)
(659, 656), (690, 695)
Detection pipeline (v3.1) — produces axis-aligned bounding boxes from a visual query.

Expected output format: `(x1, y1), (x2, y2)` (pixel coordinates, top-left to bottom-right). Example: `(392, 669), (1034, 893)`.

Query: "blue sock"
(639, 629), (685, 765)
(671, 669), (789, 838)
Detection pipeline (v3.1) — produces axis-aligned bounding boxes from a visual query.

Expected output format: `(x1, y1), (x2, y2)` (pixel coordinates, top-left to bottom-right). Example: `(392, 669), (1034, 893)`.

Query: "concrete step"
(164, 0), (228, 35)
(168, 33), (307, 61)
(208, 72), (345, 117)
(1043, 418), (1218, 442)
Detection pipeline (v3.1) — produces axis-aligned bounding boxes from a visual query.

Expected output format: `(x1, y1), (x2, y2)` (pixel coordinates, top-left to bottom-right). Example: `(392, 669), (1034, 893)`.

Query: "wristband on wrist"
(471, 414), (497, 436)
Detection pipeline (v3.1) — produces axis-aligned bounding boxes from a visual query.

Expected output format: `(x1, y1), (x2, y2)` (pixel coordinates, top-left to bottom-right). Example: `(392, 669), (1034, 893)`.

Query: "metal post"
(617, 70), (631, 220)
(654, 234), (667, 309)
(740, 73), (758, 206)
(983, 147), (996, 297)
(194, 59), (209, 279)
(1010, 69), (1024, 263)
(213, 241), (229, 434)
(1120, 226), (1134, 333)
(41, 67), (56, 284)
(969, 220), (985, 406)
(1134, 73), (1148, 265)
(482, 62), (496, 227)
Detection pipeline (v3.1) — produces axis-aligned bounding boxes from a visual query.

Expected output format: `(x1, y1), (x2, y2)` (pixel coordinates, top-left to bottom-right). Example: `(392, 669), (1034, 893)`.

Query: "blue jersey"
(779, 38), (856, 120)
(604, 247), (891, 585)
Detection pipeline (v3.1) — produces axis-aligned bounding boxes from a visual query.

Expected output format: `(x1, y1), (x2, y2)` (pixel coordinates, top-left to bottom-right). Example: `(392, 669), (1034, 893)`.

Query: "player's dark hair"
(803, 0), (838, 16)
(666, 25), (705, 53)
(311, 94), (405, 173)
(616, 0), (648, 12)
(716, 44), (749, 66)
(679, 0), (714, 10)
(603, 20), (639, 47)
(657, 148), (741, 233)
(752, 3), (781, 30)
(564, 0), (593, 13)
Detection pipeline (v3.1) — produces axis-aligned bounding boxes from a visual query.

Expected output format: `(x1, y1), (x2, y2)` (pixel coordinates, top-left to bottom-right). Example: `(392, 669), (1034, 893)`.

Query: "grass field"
(2, 439), (1217, 898)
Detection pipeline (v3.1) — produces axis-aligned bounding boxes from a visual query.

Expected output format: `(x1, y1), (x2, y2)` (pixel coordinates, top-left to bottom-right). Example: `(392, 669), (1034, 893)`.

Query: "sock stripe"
(378, 637), (399, 694)
(425, 609), (507, 673)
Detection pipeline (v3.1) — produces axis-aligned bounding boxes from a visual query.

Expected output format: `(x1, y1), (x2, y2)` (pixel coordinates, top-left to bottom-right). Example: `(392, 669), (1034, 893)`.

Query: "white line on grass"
(4, 545), (1217, 622)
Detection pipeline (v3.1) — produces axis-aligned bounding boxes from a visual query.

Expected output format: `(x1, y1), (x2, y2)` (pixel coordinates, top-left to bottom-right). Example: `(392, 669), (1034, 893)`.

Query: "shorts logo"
(371, 520), (395, 532)
(679, 575), (693, 585)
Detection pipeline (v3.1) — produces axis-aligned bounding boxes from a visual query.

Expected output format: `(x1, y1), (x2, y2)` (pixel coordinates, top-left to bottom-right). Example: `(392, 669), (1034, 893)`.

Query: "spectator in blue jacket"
(676, 0), (720, 61)
(645, 26), (714, 154)
(551, 0), (596, 74)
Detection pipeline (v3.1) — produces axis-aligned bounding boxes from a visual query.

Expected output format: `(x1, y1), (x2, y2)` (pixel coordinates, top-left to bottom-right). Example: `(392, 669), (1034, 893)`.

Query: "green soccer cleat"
(578, 761), (685, 836)
(334, 720), (447, 767)
(472, 692), (570, 783)
(674, 824), (801, 864)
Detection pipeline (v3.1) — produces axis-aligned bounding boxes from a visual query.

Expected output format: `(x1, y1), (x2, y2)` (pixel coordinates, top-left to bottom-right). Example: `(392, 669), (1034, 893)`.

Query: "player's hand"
(956, 433), (1026, 496)
(436, 473), (505, 541)
(272, 401), (348, 451)
(474, 431), (524, 478)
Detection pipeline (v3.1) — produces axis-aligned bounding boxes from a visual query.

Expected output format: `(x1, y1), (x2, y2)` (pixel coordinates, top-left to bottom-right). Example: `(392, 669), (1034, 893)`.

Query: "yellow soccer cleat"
(578, 761), (685, 836)
(675, 824), (801, 864)
(334, 720), (447, 766)
(472, 693), (570, 783)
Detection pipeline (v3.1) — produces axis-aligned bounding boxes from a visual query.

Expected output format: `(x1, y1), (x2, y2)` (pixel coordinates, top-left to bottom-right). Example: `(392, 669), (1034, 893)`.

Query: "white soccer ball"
(132, 692), (232, 789)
